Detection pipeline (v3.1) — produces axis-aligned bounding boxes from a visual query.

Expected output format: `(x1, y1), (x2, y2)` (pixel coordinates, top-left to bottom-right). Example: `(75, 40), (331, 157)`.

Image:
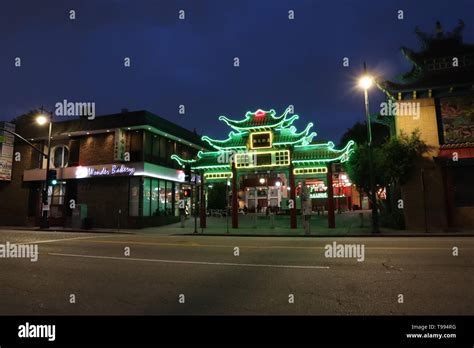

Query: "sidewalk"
(2, 211), (473, 237)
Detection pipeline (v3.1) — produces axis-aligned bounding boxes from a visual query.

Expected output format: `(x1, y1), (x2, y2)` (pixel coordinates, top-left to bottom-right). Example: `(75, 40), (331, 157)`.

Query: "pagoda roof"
(218, 107), (299, 131)
(171, 107), (355, 171)
(292, 141), (355, 165)
(171, 140), (355, 170)
(378, 20), (474, 98)
(202, 123), (317, 150)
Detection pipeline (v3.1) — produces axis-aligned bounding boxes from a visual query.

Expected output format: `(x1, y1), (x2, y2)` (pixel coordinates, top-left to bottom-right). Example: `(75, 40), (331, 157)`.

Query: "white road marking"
(48, 252), (330, 270)
(31, 235), (111, 244)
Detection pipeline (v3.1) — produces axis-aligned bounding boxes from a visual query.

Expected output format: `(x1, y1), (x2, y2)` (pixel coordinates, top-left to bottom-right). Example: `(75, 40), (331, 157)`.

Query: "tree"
(345, 130), (430, 228)
(380, 130), (431, 186)
(345, 143), (389, 198)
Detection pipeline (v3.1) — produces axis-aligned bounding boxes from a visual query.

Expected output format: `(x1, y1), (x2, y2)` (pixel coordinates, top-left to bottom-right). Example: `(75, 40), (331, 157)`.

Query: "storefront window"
(131, 177), (178, 217)
(166, 181), (173, 214)
(174, 183), (181, 216)
(48, 183), (66, 219)
(143, 178), (151, 216)
(151, 179), (159, 215)
(159, 180), (166, 214)
(129, 178), (140, 217)
(48, 183), (66, 206)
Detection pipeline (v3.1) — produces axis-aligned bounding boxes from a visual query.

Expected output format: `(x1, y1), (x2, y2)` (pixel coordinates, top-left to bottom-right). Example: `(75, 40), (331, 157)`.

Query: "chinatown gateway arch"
(172, 106), (355, 230)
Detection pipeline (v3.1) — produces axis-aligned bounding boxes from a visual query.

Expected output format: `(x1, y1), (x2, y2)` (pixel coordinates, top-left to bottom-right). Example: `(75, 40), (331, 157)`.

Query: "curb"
(175, 233), (474, 238)
(0, 227), (135, 234)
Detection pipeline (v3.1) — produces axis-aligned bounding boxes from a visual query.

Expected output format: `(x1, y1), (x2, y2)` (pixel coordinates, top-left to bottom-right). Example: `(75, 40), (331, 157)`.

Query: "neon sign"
(75, 164), (136, 178)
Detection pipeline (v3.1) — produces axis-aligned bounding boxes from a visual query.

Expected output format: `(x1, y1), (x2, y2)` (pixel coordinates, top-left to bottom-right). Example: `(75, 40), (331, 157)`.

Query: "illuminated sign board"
(114, 128), (127, 160)
(75, 164), (136, 178)
(250, 131), (272, 149)
(24, 163), (186, 183)
(0, 122), (15, 181)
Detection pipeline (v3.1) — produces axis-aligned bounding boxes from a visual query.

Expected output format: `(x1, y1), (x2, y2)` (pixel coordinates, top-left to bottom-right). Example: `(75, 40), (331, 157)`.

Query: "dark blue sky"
(1, 0), (473, 143)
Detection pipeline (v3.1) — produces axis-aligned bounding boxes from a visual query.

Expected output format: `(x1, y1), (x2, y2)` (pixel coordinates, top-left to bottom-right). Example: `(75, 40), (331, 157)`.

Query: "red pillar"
(327, 164), (335, 228)
(200, 174), (206, 228)
(231, 162), (238, 228)
(289, 164), (297, 229)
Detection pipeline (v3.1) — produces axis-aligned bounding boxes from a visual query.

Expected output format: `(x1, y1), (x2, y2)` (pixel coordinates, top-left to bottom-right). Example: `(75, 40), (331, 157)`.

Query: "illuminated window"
(151, 179), (159, 215)
(204, 172), (233, 180)
(143, 178), (151, 216)
(294, 167), (328, 175)
(275, 151), (289, 165)
(51, 145), (69, 168)
(129, 177), (140, 217)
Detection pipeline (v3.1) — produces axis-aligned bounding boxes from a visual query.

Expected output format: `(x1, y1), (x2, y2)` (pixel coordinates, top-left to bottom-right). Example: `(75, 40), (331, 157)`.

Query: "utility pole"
(362, 62), (380, 234)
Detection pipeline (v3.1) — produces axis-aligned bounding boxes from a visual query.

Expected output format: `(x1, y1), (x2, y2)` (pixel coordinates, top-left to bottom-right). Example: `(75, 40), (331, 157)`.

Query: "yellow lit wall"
(395, 98), (440, 157)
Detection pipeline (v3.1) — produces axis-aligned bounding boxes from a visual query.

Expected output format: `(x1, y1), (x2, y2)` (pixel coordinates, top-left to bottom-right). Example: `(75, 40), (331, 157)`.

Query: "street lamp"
(36, 115), (48, 126)
(358, 63), (380, 234)
(36, 111), (53, 229)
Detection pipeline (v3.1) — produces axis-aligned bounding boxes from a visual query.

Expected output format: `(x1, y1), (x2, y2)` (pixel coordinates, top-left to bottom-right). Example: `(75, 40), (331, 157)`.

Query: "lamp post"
(37, 111), (53, 229)
(359, 63), (380, 234)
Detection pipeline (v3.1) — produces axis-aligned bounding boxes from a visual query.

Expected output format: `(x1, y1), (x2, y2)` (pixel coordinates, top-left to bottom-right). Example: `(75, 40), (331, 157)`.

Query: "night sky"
(1, 0), (473, 143)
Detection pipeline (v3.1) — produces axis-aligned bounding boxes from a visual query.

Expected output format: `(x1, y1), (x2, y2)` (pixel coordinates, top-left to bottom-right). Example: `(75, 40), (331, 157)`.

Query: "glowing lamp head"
(359, 75), (373, 90)
(259, 177), (265, 184)
(275, 180), (281, 188)
(36, 115), (49, 126)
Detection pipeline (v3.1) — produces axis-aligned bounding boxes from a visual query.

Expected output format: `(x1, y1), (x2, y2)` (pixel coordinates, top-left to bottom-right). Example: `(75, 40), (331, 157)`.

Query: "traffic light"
(47, 169), (58, 186)
(183, 188), (192, 198)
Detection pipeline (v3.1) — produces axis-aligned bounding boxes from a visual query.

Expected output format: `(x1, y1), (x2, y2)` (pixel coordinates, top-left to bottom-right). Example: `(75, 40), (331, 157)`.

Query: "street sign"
(0, 122), (15, 181)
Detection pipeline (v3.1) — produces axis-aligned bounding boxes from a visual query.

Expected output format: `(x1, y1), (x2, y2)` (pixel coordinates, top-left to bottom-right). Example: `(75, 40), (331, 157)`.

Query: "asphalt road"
(0, 229), (472, 315)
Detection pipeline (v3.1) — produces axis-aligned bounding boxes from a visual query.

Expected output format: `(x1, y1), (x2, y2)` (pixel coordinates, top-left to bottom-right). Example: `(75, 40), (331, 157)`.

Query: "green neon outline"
(204, 171), (233, 180)
(218, 106), (297, 131)
(274, 122), (317, 146)
(170, 154), (196, 167)
(293, 167), (328, 175)
(292, 140), (355, 164)
(193, 164), (230, 170)
(202, 131), (248, 150)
